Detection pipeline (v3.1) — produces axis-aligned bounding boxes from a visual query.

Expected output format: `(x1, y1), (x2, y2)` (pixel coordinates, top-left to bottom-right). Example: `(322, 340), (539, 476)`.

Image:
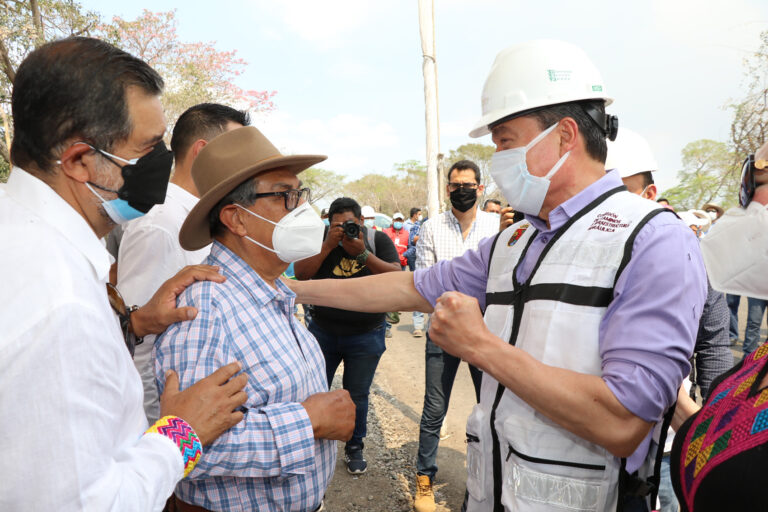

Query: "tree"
(343, 173), (396, 214)
(97, 9), (275, 128)
(662, 139), (740, 210)
(729, 30), (768, 159)
(447, 143), (495, 189)
(0, 4), (276, 182)
(0, 0), (100, 171)
(301, 167), (345, 205)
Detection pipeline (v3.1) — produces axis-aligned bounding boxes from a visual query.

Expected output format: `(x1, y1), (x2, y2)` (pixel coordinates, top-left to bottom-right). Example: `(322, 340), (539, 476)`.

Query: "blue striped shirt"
(155, 241), (335, 511)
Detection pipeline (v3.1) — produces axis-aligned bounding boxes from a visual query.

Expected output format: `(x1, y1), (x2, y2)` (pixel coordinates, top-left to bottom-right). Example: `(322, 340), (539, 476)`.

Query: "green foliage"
(662, 140), (740, 210)
(301, 167), (345, 204)
(0, 156), (9, 182)
(447, 143), (495, 188)
(342, 160), (427, 215)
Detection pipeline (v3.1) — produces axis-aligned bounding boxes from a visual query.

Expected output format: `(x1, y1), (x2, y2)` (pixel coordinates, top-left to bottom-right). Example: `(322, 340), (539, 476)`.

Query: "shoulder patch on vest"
(508, 223), (530, 246)
(587, 212), (630, 232)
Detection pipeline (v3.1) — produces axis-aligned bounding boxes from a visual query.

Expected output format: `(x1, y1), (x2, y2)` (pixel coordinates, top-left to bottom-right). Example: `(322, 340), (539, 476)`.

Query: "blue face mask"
(323, 218), (330, 227)
(393, 221), (403, 230)
(85, 182), (145, 224)
(364, 219), (375, 228)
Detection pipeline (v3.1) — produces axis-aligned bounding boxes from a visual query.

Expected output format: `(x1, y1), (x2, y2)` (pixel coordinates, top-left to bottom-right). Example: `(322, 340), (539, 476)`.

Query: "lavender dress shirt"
(414, 170), (708, 471)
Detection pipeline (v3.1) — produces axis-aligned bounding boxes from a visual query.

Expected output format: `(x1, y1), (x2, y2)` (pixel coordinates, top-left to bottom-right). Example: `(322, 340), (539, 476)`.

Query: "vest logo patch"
(508, 223), (530, 246)
(588, 212), (630, 232)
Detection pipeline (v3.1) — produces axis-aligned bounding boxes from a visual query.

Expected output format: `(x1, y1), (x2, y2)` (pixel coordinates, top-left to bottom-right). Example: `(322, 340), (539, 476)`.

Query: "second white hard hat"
(470, 39), (613, 138)
(605, 127), (659, 178)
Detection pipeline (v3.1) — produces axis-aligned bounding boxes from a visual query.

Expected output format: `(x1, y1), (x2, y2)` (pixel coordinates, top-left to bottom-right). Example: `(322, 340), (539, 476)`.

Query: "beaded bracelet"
(145, 415), (203, 478)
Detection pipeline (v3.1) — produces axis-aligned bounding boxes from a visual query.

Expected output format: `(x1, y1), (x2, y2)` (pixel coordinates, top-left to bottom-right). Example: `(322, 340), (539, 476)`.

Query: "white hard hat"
(470, 39), (613, 138)
(361, 205), (376, 218)
(392, 212), (404, 220)
(605, 127), (659, 178)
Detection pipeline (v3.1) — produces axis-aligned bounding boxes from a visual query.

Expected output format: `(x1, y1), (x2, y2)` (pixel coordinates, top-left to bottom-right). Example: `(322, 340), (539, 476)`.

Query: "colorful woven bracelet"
(145, 415), (203, 478)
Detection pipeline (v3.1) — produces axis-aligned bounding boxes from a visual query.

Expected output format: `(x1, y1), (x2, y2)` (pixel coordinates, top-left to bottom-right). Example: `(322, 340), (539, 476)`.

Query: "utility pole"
(418, 0), (441, 217)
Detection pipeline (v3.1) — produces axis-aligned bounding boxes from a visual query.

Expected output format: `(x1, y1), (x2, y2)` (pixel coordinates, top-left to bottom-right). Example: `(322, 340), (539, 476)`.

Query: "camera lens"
(342, 220), (360, 238)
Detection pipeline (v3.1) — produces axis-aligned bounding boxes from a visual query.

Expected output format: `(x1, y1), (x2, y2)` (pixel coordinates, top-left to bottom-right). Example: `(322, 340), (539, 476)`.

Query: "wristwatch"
(355, 248), (370, 264)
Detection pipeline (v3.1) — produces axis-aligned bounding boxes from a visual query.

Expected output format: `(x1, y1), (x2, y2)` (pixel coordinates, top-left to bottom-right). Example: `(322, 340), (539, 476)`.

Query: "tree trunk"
(30, 0), (45, 46)
(418, 0), (441, 218)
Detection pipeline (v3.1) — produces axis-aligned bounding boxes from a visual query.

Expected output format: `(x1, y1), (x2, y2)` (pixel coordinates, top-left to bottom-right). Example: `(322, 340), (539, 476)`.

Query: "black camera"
(341, 220), (361, 238)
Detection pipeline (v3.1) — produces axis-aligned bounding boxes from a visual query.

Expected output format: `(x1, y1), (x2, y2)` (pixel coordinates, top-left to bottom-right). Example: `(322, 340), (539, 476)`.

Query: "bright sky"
(84, 0), (768, 192)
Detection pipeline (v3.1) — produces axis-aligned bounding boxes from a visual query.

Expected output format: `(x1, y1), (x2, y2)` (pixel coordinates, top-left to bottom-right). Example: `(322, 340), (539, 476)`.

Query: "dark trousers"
(726, 294), (741, 341)
(307, 319), (385, 446)
(417, 334), (482, 478)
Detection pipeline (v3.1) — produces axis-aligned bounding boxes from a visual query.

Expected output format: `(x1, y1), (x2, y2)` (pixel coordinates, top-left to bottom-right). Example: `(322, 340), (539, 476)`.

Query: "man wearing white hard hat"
(608, 129), (732, 512)
(605, 127), (659, 200)
(288, 40), (707, 512)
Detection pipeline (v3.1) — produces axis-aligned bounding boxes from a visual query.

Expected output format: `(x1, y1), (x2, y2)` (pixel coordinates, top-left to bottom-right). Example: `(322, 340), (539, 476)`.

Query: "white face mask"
(489, 122), (570, 216)
(700, 202), (768, 300)
(236, 201), (325, 263)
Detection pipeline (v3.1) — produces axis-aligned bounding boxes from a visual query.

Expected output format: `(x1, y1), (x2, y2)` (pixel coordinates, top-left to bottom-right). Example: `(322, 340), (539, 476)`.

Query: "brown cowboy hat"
(179, 126), (326, 250)
(700, 203), (724, 220)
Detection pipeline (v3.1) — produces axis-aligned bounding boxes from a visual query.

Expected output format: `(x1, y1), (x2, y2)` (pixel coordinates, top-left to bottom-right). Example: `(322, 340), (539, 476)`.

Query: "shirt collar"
(6, 167), (111, 281)
(447, 206), (480, 226)
(525, 169), (624, 233)
(208, 240), (294, 307)
(166, 182), (198, 213)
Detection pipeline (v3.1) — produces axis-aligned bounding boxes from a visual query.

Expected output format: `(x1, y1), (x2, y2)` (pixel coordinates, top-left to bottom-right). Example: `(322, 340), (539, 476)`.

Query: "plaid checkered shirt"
(415, 208), (499, 269)
(155, 241), (335, 512)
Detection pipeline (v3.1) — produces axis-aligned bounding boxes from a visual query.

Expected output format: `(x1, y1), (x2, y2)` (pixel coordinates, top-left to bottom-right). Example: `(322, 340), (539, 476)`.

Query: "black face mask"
(88, 140), (174, 213)
(450, 187), (477, 212)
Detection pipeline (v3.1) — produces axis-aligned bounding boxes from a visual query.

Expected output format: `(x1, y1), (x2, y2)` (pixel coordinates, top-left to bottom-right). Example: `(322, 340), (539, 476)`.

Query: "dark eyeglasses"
(250, 187), (311, 211)
(739, 155), (768, 207)
(447, 182), (479, 192)
(106, 283), (143, 357)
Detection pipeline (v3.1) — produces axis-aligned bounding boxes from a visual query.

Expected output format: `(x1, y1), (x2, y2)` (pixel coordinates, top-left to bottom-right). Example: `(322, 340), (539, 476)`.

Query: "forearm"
(294, 246), (332, 281)
(473, 333), (652, 457)
(672, 386), (701, 431)
(366, 253), (402, 274)
(292, 270), (433, 313)
(192, 403), (315, 478)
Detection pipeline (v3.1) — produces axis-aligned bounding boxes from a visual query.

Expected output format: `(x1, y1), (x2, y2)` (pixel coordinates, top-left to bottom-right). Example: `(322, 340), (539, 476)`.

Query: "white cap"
(605, 127), (659, 178)
(361, 205), (375, 218)
(471, 39), (612, 138)
(392, 212), (404, 220)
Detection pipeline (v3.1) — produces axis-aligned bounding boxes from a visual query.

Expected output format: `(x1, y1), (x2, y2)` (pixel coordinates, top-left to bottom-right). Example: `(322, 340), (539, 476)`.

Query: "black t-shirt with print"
(310, 228), (399, 336)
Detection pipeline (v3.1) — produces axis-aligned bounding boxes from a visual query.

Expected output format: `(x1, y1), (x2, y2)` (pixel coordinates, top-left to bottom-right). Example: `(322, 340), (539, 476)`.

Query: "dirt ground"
(323, 312), (476, 512)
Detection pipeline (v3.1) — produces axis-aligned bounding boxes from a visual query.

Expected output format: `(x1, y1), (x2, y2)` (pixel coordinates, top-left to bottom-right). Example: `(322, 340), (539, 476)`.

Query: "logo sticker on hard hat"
(508, 223), (530, 246)
(547, 69), (572, 82)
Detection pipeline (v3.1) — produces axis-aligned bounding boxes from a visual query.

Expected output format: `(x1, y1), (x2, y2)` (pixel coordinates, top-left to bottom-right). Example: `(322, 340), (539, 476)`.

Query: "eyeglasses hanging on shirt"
(106, 283), (143, 357)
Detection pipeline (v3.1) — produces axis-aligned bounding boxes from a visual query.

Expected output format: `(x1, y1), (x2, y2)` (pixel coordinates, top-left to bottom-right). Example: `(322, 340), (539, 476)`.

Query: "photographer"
(294, 197), (400, 474)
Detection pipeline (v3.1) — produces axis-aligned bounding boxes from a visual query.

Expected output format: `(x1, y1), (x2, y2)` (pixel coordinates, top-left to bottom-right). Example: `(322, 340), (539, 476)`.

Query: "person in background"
(295, 197), (401, 475)
(155, 126), (355, 512)
(410, 159), (498, 512)
(361, 205), (378, 230)
(406, 211), (427, 337)
(657, 197), (674, 210)
(482, 198), (502, 214)
(385, 212), (410, 270)
(321, 207), (330, 227)
(118, 102), (248, 423)
(404, 207), (422, 237)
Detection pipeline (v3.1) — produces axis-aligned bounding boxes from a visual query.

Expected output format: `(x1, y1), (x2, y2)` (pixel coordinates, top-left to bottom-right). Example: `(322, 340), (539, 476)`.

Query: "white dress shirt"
(0, 168), (183, 511)
(118, 183), (210, 423)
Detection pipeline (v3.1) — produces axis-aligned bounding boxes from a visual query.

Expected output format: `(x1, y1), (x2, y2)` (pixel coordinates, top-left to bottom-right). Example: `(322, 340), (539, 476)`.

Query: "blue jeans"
(307, 319), (386, 446)
(413, 311), (425, 331)
(744, 297), (768, 354)
(657, 454), (678, 512)
(726, 294), (741, 341)
(417, 335), (482, 478)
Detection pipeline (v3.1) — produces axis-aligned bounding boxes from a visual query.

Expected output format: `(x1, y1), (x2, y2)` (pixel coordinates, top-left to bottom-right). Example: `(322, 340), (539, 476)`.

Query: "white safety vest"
(466, 187), (670, 512)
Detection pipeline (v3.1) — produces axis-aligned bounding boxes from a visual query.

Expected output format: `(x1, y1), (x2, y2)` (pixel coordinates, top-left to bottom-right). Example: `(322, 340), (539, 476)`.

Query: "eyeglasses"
(250, 187), (312, 211)
(106, 283), (143, 357)
(447, 182), (479, 192)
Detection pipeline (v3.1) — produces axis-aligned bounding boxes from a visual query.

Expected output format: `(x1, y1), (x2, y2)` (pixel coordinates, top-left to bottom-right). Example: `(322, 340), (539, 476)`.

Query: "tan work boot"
(414, 474), (436, 512)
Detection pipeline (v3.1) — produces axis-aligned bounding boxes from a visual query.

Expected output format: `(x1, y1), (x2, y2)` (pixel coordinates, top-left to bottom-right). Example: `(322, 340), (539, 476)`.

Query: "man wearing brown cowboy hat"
(155, 126), (356, 512)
